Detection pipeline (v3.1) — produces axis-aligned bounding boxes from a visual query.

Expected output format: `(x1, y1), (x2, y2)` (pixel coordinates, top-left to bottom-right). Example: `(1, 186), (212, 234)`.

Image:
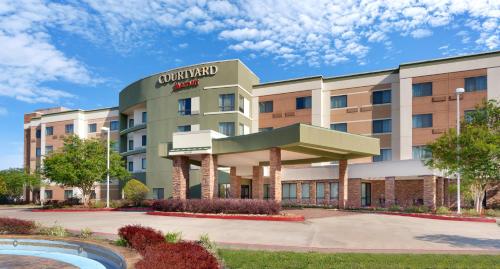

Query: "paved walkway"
(1, 208), (499, 254)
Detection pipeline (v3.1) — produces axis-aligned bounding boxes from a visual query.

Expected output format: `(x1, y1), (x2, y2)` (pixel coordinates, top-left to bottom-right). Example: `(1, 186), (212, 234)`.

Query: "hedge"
(0, 217), (36, 234)
(136, 242), (219, 269)
(152, 199), (281, 215)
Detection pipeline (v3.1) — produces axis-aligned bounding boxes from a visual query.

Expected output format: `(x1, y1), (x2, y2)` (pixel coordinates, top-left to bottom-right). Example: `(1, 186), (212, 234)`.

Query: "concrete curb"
(31, 207), (153, 213)
(146, 211), (305, 222)
(377, 212), (497, 223)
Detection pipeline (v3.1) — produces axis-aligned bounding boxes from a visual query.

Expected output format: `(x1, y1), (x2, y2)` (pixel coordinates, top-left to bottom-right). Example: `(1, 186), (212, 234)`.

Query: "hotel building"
(24, 51), (500, 208)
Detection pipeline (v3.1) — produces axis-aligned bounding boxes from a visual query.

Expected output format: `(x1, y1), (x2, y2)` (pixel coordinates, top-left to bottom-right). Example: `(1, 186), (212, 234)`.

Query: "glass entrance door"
(361, 182), (371, 207)
(241, 185), (250, 199)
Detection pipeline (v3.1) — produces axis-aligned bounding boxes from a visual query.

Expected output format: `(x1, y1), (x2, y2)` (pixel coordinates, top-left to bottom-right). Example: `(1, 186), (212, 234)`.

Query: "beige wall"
(258, 90), (312, 129)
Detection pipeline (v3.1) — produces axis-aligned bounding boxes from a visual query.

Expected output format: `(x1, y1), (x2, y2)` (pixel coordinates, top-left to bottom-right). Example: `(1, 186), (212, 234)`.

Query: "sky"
(0, 0), (499, 169)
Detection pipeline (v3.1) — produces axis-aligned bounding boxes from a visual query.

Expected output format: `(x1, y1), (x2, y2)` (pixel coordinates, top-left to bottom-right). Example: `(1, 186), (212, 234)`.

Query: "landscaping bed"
(147, 211), (305, 222)
(31, 207), (153, 212)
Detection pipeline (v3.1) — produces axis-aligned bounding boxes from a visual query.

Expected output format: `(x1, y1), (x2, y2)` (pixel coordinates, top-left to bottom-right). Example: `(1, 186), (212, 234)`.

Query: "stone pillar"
(230, 167), (241, 199)
(310, 182), (316, 204)
(444, 178), (450, 207)
(338, 159), (348, 208)
(172, 156), (190, 199)
(201, 154), (218, 199)
(296, 182), (302, 203)
(252, 166), (264, 199)
(269, 147), (282, 201)
(385, 177), (396, 207)
(324, 181), (330, 203)
(348, 178), (361, 208)
(436, 177), (444, 207)
(423, 175), (437, 210)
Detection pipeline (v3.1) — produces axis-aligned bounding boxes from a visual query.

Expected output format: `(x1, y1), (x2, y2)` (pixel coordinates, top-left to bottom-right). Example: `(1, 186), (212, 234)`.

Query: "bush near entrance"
(123, 179), (149, 206)
(152, 199), (281, 215)
(0, 217), (36, 234)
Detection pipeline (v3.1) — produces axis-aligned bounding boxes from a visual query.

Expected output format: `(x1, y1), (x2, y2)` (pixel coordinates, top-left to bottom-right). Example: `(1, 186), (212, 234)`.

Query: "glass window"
(141, 135), (147, 146)
(464, 76), (487, 92)
(263, 184), (270, 200)
(330, 123), (347, 132)
(372, 119), (392, 133)
(282, 183), (297, 200)
(141, 158), (146, 170)
(36, 129), (41, 138)
(111, 142), (119, 152)
(110, 121), (119, 131)
(219, 94), (235, 111)
(331, 95), (347, 108)
(239, 95), (245, 113)
(413, 114), (433, 128)
(373, 148), (392, 162)
(128, 161), (133, 172)
(44, 190), (53, 200)
(361, 183), (371, 207)
(259, 127), (273, 132)
(259, 101), (273, 113)
(88, 123), (97, 133)
(65, 124), (74, 134)
(128, 118), (134, 128)
(330, 182), (339, 200)
(128, 140), (134, 150)
(373, 90), (391, 104)
(177, 125), (191, 132)
(301, 183), (310, 199)
(153, 188), (164, 199)
(219, 184), (230, 198)
(64, 190), (73, 199)
(178, 98), (192, 115)
(218, 122), (235, 136)
(296, 96), (312, 109)
(412, 82), (433, 97)
(45, 126), (53, 136)
(316, 183), (325, 201)
(142, 111), (147, 123)
(45, 146), (53, 154)
(35, 148), (41, 157)
(464, 110), (475, 123)
(413, 146), (432, 160)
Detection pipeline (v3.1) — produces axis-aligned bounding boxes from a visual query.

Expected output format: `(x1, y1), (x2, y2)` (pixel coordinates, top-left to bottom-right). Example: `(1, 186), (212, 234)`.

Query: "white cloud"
(411, 29), (433, 39)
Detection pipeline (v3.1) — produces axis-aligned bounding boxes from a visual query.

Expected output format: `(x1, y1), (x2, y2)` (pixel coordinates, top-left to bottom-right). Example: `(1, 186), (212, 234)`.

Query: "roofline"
(324, 68), (399, 81)
(253, 75), (323, 88)
(27, 106), (118, 121)
(399, 50), (500, 68)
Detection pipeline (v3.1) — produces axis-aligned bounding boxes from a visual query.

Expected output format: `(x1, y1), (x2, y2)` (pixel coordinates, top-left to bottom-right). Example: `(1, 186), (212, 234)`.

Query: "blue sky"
(0, 0), (499, 169)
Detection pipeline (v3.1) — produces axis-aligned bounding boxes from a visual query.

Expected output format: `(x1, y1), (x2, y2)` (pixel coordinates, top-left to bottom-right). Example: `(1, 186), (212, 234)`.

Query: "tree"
(0, 168), (40, 202)
(425, 99), (500, 213)
(43, 135), (130, 207)
(123, 179), (149, 206)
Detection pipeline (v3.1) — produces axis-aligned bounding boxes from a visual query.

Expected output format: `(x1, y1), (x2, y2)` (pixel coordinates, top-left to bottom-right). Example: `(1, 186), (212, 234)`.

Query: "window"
(373, 148), (392, 162)
(301, 183), (310, 199)
(413, 146), (432, 160)
(128, 118), (134, 128)
(296, 96), (312, 109)
(112, 142), (119, 152)
(45, 146), (53, 154)
(177, 125), (191, 132)
(239, 95), (245, 113)
(331, 95), (347, 108)
(128, 161), (134, 172)
(259, 101), (273, 113)
(330, 123), (347, 132)
(282, 183), (297, 200)
(141, 135), (147, 146)
(464, 110), (475, 123)
(219, 184), (230, 198)
(88, 123), (97, 133)
(361, 183), (371, 207)
(316, 183), (325, 202)
(35, 148), (41, 157)
(464, 76), (487, 92)
(44, 190), (53, 200)
(153, 188), (164, 199)
(45, 126), (53, 136)
(373, 90), (391, 104)
(372, 119), (391, 133)
(259, 127), (273, 132)
(142, 111), (147, 123)
(219, 94), (235, 111)
(412, 82), (433, 97)
(110, 121), (119, 131)
(64, 190), (73, 199)
(218, 122), (235, 136)
(128, 140), (134, 151)
(36, 129), (41, 138)
(178, 98), (192, 115)
(330, 182), (339, 200)
(263, 184), (270, 200)
(65, 124), (74, 134)
(141, 158), (146, 170)
(413, 114), (433, 128)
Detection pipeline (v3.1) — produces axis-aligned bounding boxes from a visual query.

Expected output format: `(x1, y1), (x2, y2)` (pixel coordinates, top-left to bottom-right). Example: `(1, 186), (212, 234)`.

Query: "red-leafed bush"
(118, 225), (164, 254)
(152, 199), (281, 215)
(136, 242), (219, 269)
(0, 218), (36, 234)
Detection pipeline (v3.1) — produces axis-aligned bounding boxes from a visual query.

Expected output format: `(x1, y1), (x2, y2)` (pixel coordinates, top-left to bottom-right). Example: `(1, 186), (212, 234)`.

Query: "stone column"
(310, 182), (316, 204)
(338, 159), (348, 208)
(269, 147), (282, 201)
(349, 178), (361, 208)
(201, 154), (218, 199)
(423, 175), (437, 210)
(296, 182), (302, 203)
(324, 181), (330, 203)
(436, 177), (444, 207)
(172, 156), (190, 199)
(385, 177), (396, 207)
(252, 166), (264, 199)
(230, 167), (241, 199)
(444, 178), (450, 207)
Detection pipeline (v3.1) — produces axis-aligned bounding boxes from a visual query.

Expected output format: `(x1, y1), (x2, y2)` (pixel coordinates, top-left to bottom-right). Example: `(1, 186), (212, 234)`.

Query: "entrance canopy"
(159, 124), (379, 176)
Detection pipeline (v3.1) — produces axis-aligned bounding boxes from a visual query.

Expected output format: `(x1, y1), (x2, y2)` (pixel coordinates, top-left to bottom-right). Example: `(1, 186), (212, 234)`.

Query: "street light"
(101, 127), (110, 208)
(455, 87), (465, 214)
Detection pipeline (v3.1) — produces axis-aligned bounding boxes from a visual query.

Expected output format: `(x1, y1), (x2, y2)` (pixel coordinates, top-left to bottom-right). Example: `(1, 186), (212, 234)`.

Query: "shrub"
(135, 242), (219, 269)
(124, 179), (149, 206)
(462, 208), (481, 217)
(79, 227), (93, 239)
(152, 199), (281, 215)
(40, 224), (68, 237)
(0, 218), (36, 234)
(118, 225), (164, 254)
(485, 209), (500, 217)
(388, 205), (401, 212)
(198, 233), (217, 254)
(404, 205), (430, 213)
(115, 238), (128, 247)
(436, 206), (450, 215)
(165, 231), (182, 243)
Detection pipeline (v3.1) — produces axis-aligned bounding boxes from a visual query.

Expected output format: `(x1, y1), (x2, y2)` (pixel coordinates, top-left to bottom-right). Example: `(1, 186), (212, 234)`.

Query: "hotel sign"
(158, 65), (218, 91)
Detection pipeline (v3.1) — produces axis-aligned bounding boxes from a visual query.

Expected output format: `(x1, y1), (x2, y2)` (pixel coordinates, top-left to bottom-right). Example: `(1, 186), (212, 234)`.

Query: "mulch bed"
(31, 207), (153, 212)
(147, 211), (305, 222)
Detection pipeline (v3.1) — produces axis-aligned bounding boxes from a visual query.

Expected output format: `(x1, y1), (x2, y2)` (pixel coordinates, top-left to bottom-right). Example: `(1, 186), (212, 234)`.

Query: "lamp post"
(455, 87), (465, 214)
(101, 127), (110, 208)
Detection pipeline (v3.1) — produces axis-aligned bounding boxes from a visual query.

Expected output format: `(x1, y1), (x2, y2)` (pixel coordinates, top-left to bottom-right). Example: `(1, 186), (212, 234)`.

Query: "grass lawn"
(219, 249), (500, 269)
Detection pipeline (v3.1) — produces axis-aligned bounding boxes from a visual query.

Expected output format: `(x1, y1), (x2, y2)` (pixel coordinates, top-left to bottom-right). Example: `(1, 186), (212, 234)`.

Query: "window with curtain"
(110, 121), (119, 131)
(65, 124), (74, 134)
(373, 148), (392, 162)
(316, 183), (325, 200)
(259, 101), (273, 113)
(218, 122), (235, 136)
(412, 82), (433, 97)
(282, 183), (297, 200)
(64, 190), (73, 199)
(153, 188), (164, 199)
(45, 126), (53, 136)
(263, 184), (270, 200)
(219, 94), (235, 111)
(372, 119), (392, 133)
(330, 123), (347, 132)
(412, 146), (432, 160)
(372, 90), (391, 104)
(141, 135), (146, 146)
(464, 76), (487, 92)
(178, 98), (192, 115)
(296, 96), (312, 109)
(330, 182), (339, 200)
(88, 123), (97, 133)
(128, 118), (134, 128)
(128, 161), (133, 172)
(142, 112), (147, 123)
(141, 158), (146, 170)
(301, 183), (310, 199)
(413, 114), (433, 128)
(177, 125), (191, 132)
(331, 95), (347, 108)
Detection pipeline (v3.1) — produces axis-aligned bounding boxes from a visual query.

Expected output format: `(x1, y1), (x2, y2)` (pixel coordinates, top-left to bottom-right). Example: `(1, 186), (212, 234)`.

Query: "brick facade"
(395, 179), (423, 207)
(229, 167), (240, 199)
(385, 177), (396, 207)
(201, 154), (218, 199)
(423, 176), (437, 209)
(252, 166), (264, 199)
(172, 156), (190, 199)
(348, 178), (361, 208)
(436, 177), (444, 207)
(338, 159), (348, 208)
(269, 147), (282, 201)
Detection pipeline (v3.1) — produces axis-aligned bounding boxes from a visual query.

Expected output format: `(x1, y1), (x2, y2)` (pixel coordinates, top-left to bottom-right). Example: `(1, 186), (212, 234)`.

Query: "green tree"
(0, 168), (40, 202)
(123, 179), (149, 206)
(425, 100), (500, 213)
(43, 135), (130, 207)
